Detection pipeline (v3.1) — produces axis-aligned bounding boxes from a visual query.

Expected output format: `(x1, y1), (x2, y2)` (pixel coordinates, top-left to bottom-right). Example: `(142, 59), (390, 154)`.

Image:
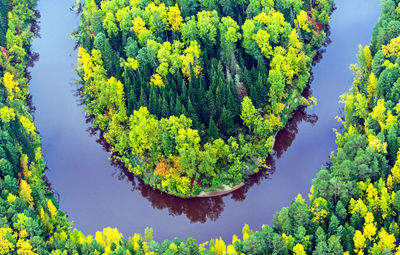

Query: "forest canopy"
(76, 0), (333, 197)
(2, 0), (400, 254)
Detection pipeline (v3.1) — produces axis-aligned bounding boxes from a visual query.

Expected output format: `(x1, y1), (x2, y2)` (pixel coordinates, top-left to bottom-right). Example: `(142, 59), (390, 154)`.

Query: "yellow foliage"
(253, 29), (272, 58)
(150, 74), (164, 87)
(242, 224), (253, 241)
(363, 212), (377, 241)
(382, 35), (400, 58)
(16, 238), (37, 255)
(180, 41), (202, 78)
(20, 154), (28, 176)
(232, 234), (239, 244)
(129, 0), (141, 7)
(294, 11), (310, 32)
(377, 228), (396, 252)
(353, 230), (366, 254)
(310, 197), (329, 223)
(95, 228), (122, 248)
(370, 99), (386, 128)
(19, 229), (29, 239)
(129, 233), (142, 251)
(20, 116), (36, 135)
(3, 72), (19, 100)
(47, 199), (58, 219)
(282, 233), (295, 250)
(349, 198), (368, 217)
(387, 174), (394, 191)
(367, 73), (377, 105)
(288, 29), (303, 51)
(19, 180), (34, 207)
(126, 58), (139, 71)
(7, 193), (16, 204)
(367, 134), (387, 153)
(385, 110), (398, 130)
(391, 149), (400, 183)
(0, 227), (14, 255)
(211, 238), (226, 255)
(35, 147), (42, 161)
(167, 5), (183, 31)
(131, 16), (146, 35)
(293, 243), (306, 255)
(131, 16), (153, 45)
(77, 47), (94, 81)
(226, 244), (237, 254)
(0, 106), (16, 122)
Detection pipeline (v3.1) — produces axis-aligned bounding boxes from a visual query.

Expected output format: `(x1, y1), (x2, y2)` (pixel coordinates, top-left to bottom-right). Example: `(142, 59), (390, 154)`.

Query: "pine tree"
(149, 86), (158, 115)
(208, 118), (219, 140)
(220, 107), (235, 136)
(188, 99), (200, 129)
(139, 85), (147, 107)
(175, 97), (183, 116)
(162, 97), (169, 118)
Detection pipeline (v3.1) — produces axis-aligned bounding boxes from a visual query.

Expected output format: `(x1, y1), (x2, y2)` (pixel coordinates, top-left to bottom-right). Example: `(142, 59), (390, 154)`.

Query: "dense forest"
(76, 0), (333, 197)
(2, 0), (400, 254)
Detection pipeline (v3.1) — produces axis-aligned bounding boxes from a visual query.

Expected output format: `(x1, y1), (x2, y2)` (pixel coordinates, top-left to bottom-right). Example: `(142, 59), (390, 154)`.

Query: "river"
(29, 0), (381, 243)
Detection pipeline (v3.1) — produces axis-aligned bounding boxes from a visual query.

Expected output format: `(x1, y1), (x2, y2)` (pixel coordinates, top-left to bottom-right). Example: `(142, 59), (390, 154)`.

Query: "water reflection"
(82, 88), (320, 223)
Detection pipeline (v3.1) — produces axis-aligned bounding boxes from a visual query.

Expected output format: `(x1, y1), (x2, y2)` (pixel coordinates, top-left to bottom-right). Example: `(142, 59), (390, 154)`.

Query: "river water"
(29, 0), (381, 243)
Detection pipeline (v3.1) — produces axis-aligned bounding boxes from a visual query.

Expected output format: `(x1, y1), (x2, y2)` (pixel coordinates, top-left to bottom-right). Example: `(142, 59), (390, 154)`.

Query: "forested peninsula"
(76, 0), (333, 197)
(2, 0), (400, 254)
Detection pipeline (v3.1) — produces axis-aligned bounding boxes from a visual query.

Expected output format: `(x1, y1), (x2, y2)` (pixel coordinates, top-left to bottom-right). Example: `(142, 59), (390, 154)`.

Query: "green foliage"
(77, 0), (333, 197)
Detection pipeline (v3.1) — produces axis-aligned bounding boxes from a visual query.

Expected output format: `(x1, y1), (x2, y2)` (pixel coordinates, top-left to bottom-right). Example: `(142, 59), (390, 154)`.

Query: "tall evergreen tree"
(208, 118), (219, 141)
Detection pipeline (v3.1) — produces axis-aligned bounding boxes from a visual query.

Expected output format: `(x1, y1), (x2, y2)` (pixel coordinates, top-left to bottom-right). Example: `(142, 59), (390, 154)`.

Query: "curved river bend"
(30, 0), (380, 243)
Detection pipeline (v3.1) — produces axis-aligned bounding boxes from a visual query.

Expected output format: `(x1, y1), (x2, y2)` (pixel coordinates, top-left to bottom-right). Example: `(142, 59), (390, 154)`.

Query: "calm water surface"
(29, 0), (381, 243)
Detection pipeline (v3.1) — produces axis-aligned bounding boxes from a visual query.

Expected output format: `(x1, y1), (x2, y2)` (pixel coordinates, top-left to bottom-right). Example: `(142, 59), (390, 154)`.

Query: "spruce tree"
(221, 107), (235, 136)
(208, 118), (219, 140)
(162, 97), (169, 118)
(188, 99), (200, 129)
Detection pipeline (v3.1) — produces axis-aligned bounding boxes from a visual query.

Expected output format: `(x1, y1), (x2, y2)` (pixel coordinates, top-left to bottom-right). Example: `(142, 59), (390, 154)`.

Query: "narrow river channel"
(29, 0), (381, 243)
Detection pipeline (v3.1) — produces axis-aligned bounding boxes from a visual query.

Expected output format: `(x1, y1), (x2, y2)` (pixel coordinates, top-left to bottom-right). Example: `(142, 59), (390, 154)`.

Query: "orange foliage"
(154, 160), (169, 177)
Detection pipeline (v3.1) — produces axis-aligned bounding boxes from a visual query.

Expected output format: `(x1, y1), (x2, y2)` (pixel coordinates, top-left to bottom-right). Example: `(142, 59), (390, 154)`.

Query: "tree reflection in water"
(88, 100), (318, 223)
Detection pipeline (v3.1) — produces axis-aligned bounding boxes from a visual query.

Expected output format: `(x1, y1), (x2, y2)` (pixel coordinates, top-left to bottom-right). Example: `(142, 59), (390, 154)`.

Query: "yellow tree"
(102, 11), (119, 37)
(128, 107), (160, 157)
(376, 229), (396, 252)
(167, 5), (183, 32)
(294, 10), (311, 32)
(131, 16), (154, 45)
(19, 180), (34, 207)
(180, 41), (202, 78)
(382, 35), (400, 58)
(370, 99), (386, 130)
(16, 239), (37, 255)
(150, 74), (164, 87)
(363, 212), (377, 241)
(0, 106), (16, 122)
(293, 243), (306, 255)
(20, 116), (36, 135)
(353, 230), (366, 254)
(3, 72), (19, 100)
(253, 29), (272, 59)
(210, 238), (226, 255)
(47, 199), (58, 219)
(0, 228), (14, 255)
(367, 73), (377, 105)
(95, 228), (122, 249)
(391, 149), (400, 183)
